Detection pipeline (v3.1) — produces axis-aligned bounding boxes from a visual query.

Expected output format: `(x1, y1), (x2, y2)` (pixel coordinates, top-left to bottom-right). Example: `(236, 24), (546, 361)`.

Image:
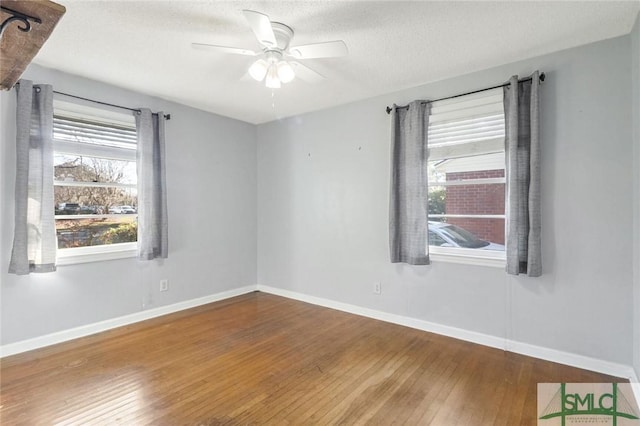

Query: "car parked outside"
(80, 206), (98, 214)
(109, 205), (136, 214)
(428, 221), (504, 251)
(56, 203), (81, 215)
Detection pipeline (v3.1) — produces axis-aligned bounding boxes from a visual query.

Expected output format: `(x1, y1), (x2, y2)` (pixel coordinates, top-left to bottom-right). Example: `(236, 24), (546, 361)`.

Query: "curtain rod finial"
(386, 106), (392, 114)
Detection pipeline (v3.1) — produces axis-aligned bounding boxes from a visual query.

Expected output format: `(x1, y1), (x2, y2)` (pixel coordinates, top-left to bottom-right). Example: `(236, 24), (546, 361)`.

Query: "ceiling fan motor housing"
(270, 22), (294, 51)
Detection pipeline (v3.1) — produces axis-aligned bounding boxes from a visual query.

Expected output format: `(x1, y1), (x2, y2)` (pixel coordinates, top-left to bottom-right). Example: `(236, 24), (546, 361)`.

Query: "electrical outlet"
(160, 279), (169, 292)
(373, 282), (381, 295)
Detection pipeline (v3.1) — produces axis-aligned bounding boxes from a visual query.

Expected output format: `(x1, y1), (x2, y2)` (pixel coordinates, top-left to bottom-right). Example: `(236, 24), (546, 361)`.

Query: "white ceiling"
(33, 1), (640, 124)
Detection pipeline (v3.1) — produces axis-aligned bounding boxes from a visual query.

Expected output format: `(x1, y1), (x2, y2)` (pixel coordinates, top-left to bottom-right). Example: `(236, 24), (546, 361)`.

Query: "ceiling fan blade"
(288, 40), (348, 59)
(242, 10), (277, 48)
(192, 43), (256, 56)
(290, 61), (325, 83)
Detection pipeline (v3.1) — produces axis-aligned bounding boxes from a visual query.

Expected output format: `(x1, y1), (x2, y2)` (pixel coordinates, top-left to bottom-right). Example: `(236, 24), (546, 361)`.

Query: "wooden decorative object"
(0, 0), (65, 90)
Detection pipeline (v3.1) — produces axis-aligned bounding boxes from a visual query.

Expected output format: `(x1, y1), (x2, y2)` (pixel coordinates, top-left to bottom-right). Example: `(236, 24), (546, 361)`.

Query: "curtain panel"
(389, 100), (431, 265)
(8, 80), (57, 275)
(135, 109), (168, 260)
(504, 71), (542, 277)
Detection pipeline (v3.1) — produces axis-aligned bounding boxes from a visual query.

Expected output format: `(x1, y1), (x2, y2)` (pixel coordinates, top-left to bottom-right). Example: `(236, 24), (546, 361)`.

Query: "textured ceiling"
(33, 1), (640, 124)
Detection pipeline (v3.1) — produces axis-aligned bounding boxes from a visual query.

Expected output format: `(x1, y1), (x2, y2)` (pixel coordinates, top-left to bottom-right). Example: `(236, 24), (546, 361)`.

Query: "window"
(427, 88), (506, 266)
(53, 100), (138, 264)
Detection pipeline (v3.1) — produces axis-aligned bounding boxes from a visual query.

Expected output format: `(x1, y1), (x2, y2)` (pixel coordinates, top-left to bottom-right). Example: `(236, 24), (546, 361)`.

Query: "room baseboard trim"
(257, 285), (636, 380)
(506, 340), (638, 381)
(3, 283), (636, 383)
(258, 285), (505, 349)
(0, 285), (257, 358)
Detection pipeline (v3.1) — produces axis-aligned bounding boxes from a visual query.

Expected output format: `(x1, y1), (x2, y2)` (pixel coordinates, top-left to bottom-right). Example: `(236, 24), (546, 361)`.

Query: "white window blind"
(428, 88), (504, 162)
(54, 116), (137, 147)
(53, 101), (136, 161)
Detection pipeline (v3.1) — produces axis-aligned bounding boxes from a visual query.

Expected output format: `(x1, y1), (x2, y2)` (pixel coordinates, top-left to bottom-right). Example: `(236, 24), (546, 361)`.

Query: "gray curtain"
(8, 80), (57, 275)
(135, 109), (168, 260)
(504, 71), (541, 277)
(389, 100), (431, 265)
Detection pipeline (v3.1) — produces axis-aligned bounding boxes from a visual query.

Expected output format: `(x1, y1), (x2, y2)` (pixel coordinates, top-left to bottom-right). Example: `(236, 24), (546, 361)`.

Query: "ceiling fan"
(192, 10), (348, 89)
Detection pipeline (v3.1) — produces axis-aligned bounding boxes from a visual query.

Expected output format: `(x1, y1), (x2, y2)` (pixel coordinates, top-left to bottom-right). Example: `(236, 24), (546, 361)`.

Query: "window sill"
(429, 247), (506, 268)
(57, 242), (137, 266)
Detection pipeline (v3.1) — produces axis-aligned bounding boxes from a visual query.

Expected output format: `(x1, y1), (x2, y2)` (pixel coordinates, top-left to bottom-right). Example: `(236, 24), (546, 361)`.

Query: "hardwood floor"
(0, 292), (626, 425)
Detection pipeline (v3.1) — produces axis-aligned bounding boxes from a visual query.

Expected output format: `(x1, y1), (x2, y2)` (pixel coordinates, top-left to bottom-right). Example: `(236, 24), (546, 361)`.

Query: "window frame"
(426, 88), (507, 267)
(53, 100), (138, 265)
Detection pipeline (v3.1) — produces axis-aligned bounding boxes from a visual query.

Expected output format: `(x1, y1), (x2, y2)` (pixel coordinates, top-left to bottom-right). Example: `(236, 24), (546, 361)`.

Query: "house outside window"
(427, 88), (506, 266)
(53, 100), (138, 264)
(444, 169), (504, 245)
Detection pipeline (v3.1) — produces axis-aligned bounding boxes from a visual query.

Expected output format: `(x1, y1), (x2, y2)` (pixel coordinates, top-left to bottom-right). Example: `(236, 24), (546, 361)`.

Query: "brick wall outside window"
(444, 169), (505, 244)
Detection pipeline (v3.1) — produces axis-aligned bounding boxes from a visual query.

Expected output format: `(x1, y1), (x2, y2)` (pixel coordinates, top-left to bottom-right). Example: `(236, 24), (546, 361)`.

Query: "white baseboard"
(507, 340), (637, 381)
(3, 283), (636, 385)
(257, 285), (636, 380)
(257, 284), (506, 349)
(0, 285), (256, 358)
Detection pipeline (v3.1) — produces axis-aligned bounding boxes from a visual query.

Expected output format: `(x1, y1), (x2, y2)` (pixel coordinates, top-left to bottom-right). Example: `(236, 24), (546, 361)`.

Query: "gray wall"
(1, 31), (637, 371)
(0, 65), (257, 345)
(632, 13), (640, 378)
(257, 35), (634, 365)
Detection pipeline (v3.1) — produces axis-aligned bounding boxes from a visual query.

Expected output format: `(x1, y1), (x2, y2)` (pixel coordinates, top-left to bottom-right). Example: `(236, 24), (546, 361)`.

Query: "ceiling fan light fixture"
(248, 59), (268, 81)
(194, 10), (345, 89)
(265, 64), (281, 89)
(276, 61), (295, 83)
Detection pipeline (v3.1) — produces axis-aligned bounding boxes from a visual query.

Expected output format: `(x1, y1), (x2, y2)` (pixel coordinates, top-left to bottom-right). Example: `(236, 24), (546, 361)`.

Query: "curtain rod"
(385, 72), (545, 114)
(14, 82), (171, 120)
(53, 90), (171, 120)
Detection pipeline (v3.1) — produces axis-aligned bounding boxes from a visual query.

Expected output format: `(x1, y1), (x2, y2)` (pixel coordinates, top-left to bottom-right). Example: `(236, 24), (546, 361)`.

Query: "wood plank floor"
(0, 292), (626, 425)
